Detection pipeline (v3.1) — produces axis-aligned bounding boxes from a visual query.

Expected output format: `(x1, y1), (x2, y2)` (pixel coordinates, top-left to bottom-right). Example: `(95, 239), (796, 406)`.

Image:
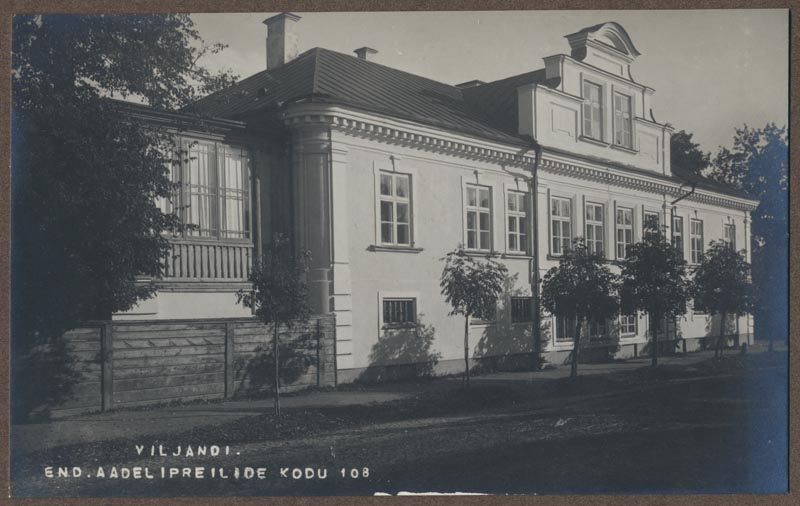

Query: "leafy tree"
(619, 231), (690, 367)
(540, 238), (619, 378)
(237, 235), (312, 416)
(708, 124), (788, 350)
(440, 247), (508, 387)
(671, 130), (711, 177)
(691, 241), (753, 357)
(11, 14), (236, 419)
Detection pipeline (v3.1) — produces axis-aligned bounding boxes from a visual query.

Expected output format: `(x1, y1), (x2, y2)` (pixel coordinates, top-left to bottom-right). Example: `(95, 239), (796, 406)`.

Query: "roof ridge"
(313, 47), (463, 95)
(311, 47), (322, 94)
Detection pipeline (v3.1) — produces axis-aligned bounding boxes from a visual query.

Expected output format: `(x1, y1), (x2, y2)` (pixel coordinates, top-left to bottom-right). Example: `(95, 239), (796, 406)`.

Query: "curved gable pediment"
(566, 22), (641, 59)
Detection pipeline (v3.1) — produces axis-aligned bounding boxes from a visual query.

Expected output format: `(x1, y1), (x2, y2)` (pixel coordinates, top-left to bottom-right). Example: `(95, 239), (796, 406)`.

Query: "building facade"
(117, 15), (758, 380)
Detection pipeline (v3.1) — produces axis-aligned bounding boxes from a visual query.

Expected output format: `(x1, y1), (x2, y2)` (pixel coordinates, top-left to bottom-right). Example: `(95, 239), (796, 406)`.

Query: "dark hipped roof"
(190, 47), (527, 146)
(190, 46), (751, 201)
(670, 164), (753, 200)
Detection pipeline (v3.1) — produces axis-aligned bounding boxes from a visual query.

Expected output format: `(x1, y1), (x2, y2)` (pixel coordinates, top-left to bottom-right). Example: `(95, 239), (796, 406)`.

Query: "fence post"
(101, 322), (114, 411)
(225, 322), (235, 399)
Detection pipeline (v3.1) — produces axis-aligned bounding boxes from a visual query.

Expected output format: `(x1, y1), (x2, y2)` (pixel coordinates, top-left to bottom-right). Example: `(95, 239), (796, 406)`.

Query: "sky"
(191, 10), (789, 154)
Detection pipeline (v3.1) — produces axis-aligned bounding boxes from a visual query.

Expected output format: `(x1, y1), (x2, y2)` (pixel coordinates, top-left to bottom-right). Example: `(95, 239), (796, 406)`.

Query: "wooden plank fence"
(24, 315), (335, 418)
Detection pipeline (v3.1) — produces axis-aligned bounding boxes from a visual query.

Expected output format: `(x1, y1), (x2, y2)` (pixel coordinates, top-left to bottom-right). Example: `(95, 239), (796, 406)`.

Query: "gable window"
(613, 92), (633, 148)
(507, 191), (528, 254)
(585, 202), (604, 256)
(466, 184), (492, 251)
(551, 196), (572, 256)
(380, 172), (412, 246)
(184, 141), (251, 240)
(620, 313), (637, 336)
(382, 298), (417, 328)
(511, 297), (533, 323)
(582, 81), (603, 140)
(672, 215), (684, 259)
(724, 223), (736, 250)
(644, 211), (660, 233)
(690, 219), (704, 263)
(615, 207), (633, 259)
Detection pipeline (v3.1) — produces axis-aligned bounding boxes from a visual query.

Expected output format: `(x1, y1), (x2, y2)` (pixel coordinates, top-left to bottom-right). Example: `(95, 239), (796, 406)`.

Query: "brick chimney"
(354, 47), (378, 61)
(263, 12), (301, 70)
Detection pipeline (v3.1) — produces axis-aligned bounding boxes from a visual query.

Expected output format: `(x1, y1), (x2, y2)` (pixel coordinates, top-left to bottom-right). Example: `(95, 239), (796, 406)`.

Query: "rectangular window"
(466, 185), (492, 251)
(616, 207), (634, 259)
(511, 297), (533, 323)
(644, 211), (660, 233)
(613, 92), (633, 148)
(582, 81), (603, 140)
(672, 215), (684, 259)
(186, 143), (218, 237)
(382, 298), (417, 327)
(724, 223), (736, 250)
(556, 315), (577, 343)
(620, 314), (637, 336)
(380, 172), (412, 246)
(551, 196), (572, 255)
(507, 191), (527, 253)
(219, 146), (251, 239)
(585, 202), (605, 256)
(690, 219), (704, 263)
(184, 142), (252, 240)
(589, 318), (607, 341)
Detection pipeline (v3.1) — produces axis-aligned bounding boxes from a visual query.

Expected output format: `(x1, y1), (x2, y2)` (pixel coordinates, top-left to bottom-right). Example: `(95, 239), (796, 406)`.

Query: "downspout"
(670, 182), (697, 232)
(520, 137), (543, 362)
(669, 182), (696, 348)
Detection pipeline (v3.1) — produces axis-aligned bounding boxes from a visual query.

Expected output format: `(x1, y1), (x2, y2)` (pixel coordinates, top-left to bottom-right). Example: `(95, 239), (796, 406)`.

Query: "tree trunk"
(651, 316), (659, 367)
(273, 323), (280, 417)
(717, 312), (727, 358)
(570, 318), (581, 379)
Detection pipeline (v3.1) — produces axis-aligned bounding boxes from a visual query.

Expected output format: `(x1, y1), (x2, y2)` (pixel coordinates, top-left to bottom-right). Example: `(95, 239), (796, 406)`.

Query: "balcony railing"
(163, 239), (253, 281)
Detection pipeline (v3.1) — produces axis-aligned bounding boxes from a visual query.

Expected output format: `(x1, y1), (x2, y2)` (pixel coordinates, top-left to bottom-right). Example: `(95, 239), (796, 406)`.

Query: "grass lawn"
(11, 351), (788, 496)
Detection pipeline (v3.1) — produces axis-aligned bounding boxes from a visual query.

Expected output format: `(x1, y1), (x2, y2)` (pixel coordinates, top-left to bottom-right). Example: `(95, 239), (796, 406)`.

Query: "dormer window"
(582, 81), (603, 140)
(613, 92), (633, 148)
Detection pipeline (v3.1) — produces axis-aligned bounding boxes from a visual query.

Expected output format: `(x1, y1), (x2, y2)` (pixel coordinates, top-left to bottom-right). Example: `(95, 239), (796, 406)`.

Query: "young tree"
(11, 15), (236, 417)
(540, 238), (620, 378)
(708, 124), (787, 351)
(440, 247), (508, 387)
(671, 130), (711, 177)
(619, 231), (690, 367)
(691, 241), (753, 357)
(237, 235), (311, 416)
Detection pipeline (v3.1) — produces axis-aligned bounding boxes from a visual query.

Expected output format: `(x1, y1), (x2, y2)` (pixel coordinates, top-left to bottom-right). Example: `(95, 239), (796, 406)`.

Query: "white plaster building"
(118, 15), (758, 379)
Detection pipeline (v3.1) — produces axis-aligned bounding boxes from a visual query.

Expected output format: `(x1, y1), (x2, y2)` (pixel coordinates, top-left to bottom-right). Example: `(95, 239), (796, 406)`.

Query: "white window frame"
(613, 91), (633, 149)
(672, 215), (685, 259)
(378, 171), (413, 247)
(690, 218), (704, 264)
(377, 291), (420, 334)
(181, 139), (252, 241)
(506, 190), (528, 254)
(724, 223), (736, 250)
(582, 80), (604, 141)
(555, 315), (577, 343)
(585, 202), (605, 256)
(588, 318), (608, 341)
(465, 184), (493, 251)
(643, 210), (660, 233)
(616, 206), (634, 259)
(620, 313), (638, 337)
(550, 196), (572, 256)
